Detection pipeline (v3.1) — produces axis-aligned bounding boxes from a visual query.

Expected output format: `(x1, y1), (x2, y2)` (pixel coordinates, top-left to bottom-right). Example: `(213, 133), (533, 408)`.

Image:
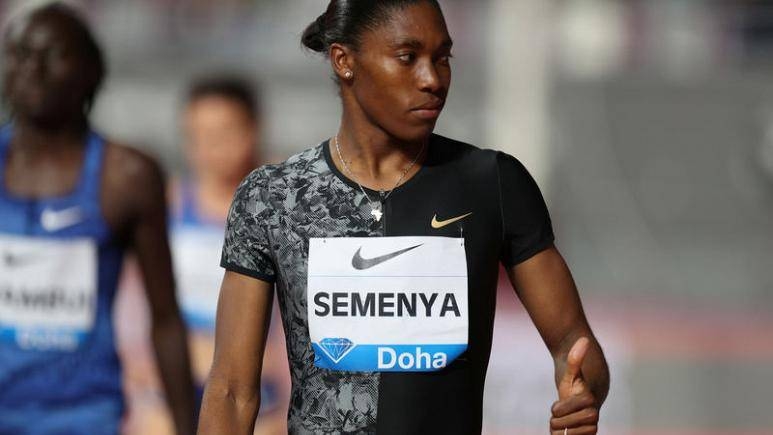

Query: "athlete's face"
(2, 11), (98, 124)
(183, 96), (258, 183)
(347, 2), (452, 142)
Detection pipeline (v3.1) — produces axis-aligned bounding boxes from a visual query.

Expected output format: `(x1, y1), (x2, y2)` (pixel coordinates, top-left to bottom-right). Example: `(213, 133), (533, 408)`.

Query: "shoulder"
(428, 135), (538, 192)
(434, 134), (531, 172)
(265, 143), (327, 182)
(232, 142), (327, 207)
(103, 141), (166, 189)
(429, 133), (504, 175)
(237, 143), (327, 193)
(99, 140), (168, 236)
(102, 141), (167, 216)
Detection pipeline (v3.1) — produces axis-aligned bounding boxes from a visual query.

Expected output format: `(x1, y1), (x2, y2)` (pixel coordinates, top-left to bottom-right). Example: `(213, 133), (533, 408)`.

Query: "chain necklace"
(334, 134), (426, 222)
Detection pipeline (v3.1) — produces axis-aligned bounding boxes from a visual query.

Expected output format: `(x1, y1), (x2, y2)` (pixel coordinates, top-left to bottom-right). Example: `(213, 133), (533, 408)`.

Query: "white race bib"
(0, 234), (97, 351)
(307, 237), (468, 372)
(171, 228), (224, 329)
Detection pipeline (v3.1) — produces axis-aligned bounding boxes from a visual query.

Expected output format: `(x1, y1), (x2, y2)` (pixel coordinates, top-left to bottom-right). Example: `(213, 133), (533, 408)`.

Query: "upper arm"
(496, 151), (554, 268)
(107, 144), (178, 321)
(220, 168), (276, 283)
(506, 246), (592, 356)
(199, 168), (276, 418)
(208, 271), (274, 395)
(496, 151), (586, 354)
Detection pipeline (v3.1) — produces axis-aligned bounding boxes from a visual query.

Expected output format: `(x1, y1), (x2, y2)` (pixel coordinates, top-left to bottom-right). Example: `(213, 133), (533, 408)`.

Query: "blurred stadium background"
(2, 0), (772, 434)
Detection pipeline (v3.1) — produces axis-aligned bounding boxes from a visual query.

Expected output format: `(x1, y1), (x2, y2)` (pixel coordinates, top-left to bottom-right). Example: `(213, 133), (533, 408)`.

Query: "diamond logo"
(318, 337), (356, 363)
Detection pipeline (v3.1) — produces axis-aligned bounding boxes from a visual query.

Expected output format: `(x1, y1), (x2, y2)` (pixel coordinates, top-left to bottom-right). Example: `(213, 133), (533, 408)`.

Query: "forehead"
(6, 11), (83, 50)
(361, 2), (451, 50)
(188, 94), (251, 114)
(185, 95), (255, 124)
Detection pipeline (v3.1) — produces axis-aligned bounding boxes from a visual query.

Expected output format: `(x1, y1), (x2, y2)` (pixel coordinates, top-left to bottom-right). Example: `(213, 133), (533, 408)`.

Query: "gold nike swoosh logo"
(431, 212), (473, 229)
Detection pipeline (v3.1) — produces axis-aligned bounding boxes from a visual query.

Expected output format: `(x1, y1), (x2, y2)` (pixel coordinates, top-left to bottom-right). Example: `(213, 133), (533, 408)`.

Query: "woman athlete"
(0, 3), (195, 434)
(198, 1), (609, 434)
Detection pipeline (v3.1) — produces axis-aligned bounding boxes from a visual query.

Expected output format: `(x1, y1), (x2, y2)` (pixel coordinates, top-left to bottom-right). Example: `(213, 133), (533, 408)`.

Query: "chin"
(402, 123), (437, 143)
(381, 118), (437, 144)
(17, 108), (78, 128)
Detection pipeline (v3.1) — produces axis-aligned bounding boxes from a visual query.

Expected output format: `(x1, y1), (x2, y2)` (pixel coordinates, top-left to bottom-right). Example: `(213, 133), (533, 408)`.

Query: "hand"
(550, 337), (599, 434)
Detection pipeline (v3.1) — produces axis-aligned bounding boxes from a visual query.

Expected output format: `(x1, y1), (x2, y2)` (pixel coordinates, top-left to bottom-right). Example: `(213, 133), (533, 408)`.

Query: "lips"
(414, 99), (445, 111)
(411, 99), (445, 120)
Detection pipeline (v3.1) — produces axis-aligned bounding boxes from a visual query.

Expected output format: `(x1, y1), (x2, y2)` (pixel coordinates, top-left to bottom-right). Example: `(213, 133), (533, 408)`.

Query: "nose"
(417, 60), (443, 94)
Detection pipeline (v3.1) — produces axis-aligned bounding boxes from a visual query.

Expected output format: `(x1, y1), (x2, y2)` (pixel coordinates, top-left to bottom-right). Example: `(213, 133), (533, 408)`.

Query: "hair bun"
(300, 1), (442, 57)
(301, 12), (328, 53)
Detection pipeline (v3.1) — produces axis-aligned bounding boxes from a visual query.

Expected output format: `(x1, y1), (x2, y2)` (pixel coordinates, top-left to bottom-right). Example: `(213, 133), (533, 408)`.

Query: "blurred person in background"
(0, 3), (196, 434)
(199, 1), (609, 434)
(173, 76), (265, 385)
(117, 75), (288, 435)
(172, 75), (288, 433)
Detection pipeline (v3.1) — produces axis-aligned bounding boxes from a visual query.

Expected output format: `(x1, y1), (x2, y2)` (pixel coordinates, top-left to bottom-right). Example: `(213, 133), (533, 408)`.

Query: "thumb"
(559, 337), (590, 397)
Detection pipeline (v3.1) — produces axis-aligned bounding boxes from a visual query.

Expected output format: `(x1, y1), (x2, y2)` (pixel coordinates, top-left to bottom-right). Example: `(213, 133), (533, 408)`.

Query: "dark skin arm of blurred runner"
(507, 245), (610, 435)
(104, 145), (197, 435)
(197, 272), (274, 434)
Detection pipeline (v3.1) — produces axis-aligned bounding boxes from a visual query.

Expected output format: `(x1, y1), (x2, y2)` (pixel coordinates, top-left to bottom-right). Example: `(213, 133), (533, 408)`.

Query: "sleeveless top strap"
(0, 124), (105, 201)
(179, 180), (203, 225)
(77, 131), (105, 201)
(0, 125), (13, 193)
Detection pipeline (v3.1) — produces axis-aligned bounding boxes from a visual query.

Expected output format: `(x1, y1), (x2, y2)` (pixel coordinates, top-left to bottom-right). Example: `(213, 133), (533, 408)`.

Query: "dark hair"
(26, 3), (107, 112)
(186, 74), (260, 119)
(301, 0), (441, 54)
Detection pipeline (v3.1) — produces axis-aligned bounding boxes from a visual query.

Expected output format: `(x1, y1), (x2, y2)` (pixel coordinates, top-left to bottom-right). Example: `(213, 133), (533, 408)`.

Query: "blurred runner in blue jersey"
(174, 76), (263, 334)
(117, 76), (289, 435)
(173, 75), (289, 434)
(0, 3), (195, 435)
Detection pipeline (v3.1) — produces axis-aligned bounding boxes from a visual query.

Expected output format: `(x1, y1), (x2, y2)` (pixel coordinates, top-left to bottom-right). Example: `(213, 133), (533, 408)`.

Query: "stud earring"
(344, 70), (353, 79)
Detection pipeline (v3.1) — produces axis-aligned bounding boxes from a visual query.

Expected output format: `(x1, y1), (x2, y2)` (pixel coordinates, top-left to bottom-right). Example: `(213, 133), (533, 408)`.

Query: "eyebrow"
(389, 37), (454, 51)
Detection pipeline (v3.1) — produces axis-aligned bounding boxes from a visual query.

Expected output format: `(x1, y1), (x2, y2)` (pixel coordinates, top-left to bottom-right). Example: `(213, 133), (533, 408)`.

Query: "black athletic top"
(221, 134), (554, 434)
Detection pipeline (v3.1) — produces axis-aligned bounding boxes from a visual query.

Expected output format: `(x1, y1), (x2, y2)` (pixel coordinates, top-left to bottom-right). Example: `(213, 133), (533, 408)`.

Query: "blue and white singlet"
(0, 125), (124, 434)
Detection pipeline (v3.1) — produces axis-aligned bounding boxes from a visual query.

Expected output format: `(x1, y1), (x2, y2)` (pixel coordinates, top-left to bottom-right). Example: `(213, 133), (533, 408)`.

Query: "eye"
(437, 53), (454, 66)
(397, 52), (416, 64)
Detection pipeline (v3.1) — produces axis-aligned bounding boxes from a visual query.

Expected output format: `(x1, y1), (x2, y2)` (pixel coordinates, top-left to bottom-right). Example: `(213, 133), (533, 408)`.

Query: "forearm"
(197, 379), (261, 434)
(153, 314), (197, 434)
(553, 333), (610, 406)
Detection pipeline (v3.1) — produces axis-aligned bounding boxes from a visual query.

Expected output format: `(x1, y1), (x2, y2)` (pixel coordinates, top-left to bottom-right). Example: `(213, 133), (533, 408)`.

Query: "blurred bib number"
(0, 234), (97, 351)
(171, 228), (223, 330)
(307, 237), (468, 372)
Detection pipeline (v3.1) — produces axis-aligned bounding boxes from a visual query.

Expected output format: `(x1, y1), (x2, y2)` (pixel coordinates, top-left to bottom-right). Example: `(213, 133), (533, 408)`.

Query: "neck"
(10, 116), (89, 158)
(197, 173), (243, 198)
(337, 108), (428, 182)
(194, 171), (250, 221)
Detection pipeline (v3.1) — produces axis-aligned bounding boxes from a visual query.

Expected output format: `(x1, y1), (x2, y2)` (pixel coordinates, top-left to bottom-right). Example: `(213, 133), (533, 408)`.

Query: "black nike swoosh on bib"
(351, 244), (423, 270)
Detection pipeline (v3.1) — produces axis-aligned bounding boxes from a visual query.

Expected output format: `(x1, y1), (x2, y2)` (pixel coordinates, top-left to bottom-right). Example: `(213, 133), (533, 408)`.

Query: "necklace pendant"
(371, 207), (383, 222)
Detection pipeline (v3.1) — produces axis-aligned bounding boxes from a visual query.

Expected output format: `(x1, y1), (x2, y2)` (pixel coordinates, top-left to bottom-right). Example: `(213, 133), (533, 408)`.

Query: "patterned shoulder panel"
(220, 144), (330, 282)
(220, 164), (278, 282)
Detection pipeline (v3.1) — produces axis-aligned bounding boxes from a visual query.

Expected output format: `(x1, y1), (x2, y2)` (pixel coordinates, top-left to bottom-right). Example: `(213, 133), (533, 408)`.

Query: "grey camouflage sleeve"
(220, 169), (277, 283)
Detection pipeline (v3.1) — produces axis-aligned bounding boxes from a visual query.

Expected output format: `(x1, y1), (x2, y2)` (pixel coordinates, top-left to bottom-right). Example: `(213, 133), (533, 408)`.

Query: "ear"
(330, 42), (355, 82)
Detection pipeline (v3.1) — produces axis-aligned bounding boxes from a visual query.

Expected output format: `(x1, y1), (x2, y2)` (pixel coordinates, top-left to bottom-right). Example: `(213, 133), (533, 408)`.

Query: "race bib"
(0, 234), (97, 351)
(171, 228), (224, 329)
(307, 237), (468, 372)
